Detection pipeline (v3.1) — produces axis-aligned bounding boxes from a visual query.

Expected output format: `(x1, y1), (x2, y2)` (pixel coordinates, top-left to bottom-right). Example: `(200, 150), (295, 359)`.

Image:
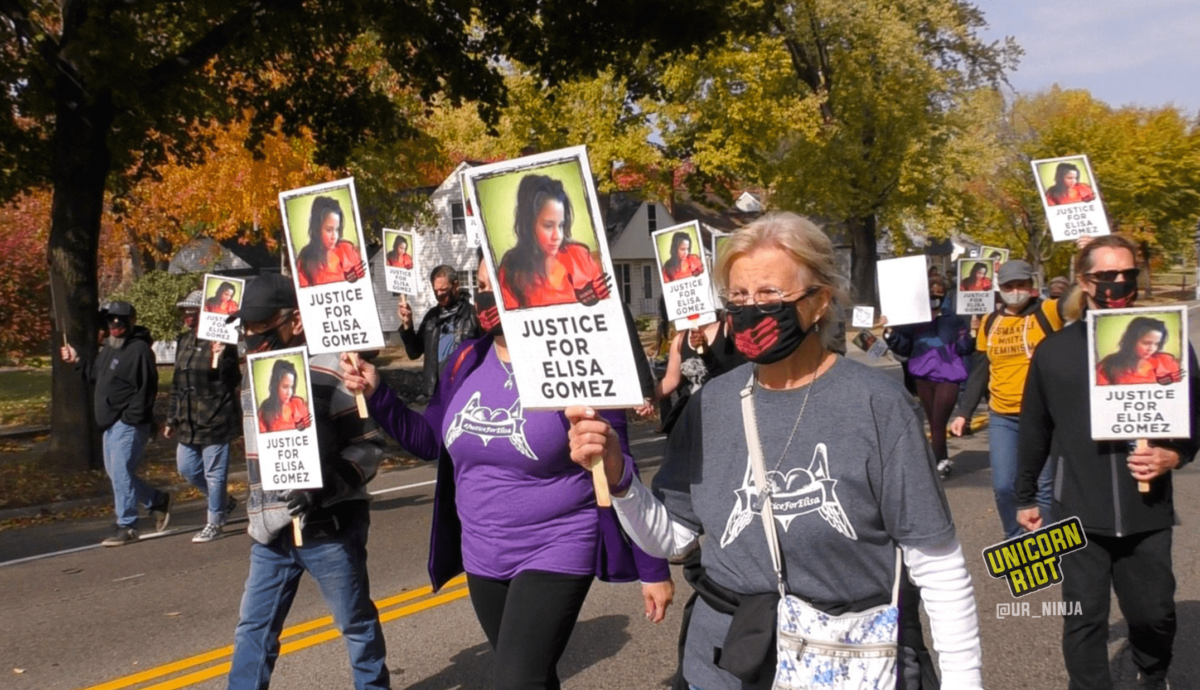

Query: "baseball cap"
(996, 260), (1034, 285)
(227, 273), (297, 323)
(105, 301), (137, 318)
(176, 290), (203, 309)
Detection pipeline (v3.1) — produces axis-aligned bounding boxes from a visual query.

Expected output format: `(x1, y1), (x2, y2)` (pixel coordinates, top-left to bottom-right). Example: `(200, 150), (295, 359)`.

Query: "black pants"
(1061, 529), (1175, 689)
(914, 379), (959, 461)
(466, 570), (594, 690)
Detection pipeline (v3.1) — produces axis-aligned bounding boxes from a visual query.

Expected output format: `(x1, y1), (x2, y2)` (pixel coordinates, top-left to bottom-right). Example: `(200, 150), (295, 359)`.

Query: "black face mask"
(475, 291), (503, 337)
(1091, 280), (1138, 309)
(728, 300), (813, 364)
(245, 326), (286, 354)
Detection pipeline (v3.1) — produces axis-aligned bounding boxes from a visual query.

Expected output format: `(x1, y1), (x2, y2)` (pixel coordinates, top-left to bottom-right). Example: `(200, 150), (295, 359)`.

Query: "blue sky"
(973, 0), (1200, 114)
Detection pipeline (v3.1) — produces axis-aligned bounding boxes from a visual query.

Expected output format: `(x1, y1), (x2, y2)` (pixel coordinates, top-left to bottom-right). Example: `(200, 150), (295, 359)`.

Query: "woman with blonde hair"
(569, 212), (983, 689)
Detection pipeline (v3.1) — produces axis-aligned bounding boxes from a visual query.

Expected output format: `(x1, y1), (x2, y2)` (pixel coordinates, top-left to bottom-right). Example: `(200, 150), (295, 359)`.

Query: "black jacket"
(1016, 321), (1198, 538)
(166, 329), (242, 445)
(399, 296), (481, 397)
(85, 326), (158, 429)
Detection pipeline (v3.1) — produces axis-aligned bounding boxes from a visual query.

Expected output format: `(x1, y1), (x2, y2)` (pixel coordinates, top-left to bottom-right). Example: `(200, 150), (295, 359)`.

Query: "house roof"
(603, 191), (645, 242)
(168, 237), (279, 275)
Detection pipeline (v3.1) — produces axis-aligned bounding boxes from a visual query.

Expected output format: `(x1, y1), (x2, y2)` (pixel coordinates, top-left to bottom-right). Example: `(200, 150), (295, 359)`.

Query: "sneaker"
(1137, 673), (1169, 689)
(192, 523), (223, 543)
(936, 458), (953, 479)
(150, 492), (173, 532)
(102, 526), (139, 547)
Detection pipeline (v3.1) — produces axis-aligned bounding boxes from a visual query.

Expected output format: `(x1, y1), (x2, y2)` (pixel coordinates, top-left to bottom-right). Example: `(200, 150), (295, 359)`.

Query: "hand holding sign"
(339, 353), (380, 399)
(565, 405), (622, 507)
(1128, 439), (1181, 493)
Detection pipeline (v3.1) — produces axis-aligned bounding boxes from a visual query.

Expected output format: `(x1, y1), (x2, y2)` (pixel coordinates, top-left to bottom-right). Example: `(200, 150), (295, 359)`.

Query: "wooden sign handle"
(292, 517), (304, 546)
(212, 345), (222, 369)
(590, 456), (612, 507)
(348, 352), (369, 418)
(1136, 438), (1151, 493)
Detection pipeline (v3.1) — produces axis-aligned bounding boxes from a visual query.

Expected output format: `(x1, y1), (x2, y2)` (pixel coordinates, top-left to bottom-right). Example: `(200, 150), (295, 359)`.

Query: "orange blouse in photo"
(499, 244), (602, 310)
(258, 396), (309, 433)
(1046, 184), (1096, 207)
(1096, 352), (1181, 386)
(298, 241), (361, 287)
(663, 254), (704, 283)
(387, 252), (413, 269)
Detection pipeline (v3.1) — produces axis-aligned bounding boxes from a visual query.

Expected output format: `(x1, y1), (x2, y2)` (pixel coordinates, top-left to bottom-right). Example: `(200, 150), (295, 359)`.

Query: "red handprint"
(344, 260), (366, 283)
(294, 413), (313, 432)
(478, 305), (501, 332)
(733, 316), (780, 359)
(571, 272), (612, 306)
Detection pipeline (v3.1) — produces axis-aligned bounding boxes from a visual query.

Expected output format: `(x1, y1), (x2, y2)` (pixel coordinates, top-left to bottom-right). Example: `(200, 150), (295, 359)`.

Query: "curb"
(0, 470), (250, 523)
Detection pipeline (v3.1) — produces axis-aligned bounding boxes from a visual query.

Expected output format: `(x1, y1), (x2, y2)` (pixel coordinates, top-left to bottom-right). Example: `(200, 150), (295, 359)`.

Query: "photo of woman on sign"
(1096, 316), (1184, 385)
(959, 261), (993, 292)
(205, 281), (240, 315)
(661, 231), (704, 283)
(1045, 162), (1097, 207)
(496, 174), (611, 310)
(386, 234), (413, 269)
(257, 359), (312, 433)
(296, 195), (366, 288)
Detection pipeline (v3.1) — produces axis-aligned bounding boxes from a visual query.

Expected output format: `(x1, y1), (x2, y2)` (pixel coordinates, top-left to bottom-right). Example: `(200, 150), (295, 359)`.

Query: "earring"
(814, 322), (821, 333)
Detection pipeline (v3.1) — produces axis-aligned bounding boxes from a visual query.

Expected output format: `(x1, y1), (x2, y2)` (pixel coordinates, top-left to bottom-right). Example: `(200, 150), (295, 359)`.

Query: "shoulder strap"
(1032, 302), (1055, 336)
(740, 372), (788, 599)
(983, 309), (1000, 337)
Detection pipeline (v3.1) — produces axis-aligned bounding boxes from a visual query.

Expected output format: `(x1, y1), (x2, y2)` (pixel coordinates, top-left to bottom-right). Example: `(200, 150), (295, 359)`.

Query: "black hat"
(228, 273), (297, 323)
(105, 301), (137, 318)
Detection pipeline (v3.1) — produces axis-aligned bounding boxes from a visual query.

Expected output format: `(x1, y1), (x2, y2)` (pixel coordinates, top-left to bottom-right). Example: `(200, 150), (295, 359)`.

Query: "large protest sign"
(956, 259), (995, 315)
(851, 306), (875, 329)
(876, 255), (930, 327)
(654, 221), (718, 327)
(461, 146), (643, 410)
(1088, 306), (1189, 441)
(199, 274), (244, 344)
(382, 228), (419, 296)
(279, 178), (385, 355)
(1031, 155), (1112, 242)
(247, 347), (323, 492)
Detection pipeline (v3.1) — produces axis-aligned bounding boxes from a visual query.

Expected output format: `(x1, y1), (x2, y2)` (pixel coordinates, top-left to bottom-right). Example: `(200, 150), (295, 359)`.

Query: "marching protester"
(652, 314), (743, 436)
(950, 259), (1063, 539)
(882, 274), (974, 478)
(1016, 234), (1197, 690)
(225, 274), (390, 690)
(398, 265), (482, 399)
(163, 290), (241, 543)
(61, 301), (170, 546)
(341, 261), (674, 690)
(570, 213), (982, 689)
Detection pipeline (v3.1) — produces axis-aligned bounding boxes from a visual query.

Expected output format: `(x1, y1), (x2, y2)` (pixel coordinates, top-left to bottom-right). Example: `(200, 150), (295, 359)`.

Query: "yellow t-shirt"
(977, 300), (1063, 415)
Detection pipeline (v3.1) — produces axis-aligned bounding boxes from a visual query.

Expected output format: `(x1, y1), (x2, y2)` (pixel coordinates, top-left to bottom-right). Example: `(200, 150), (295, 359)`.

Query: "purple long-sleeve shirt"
(368, 336), (669, 588)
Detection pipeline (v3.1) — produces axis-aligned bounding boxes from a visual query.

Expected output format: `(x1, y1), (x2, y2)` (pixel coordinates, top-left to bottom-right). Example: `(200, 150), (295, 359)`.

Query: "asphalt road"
(2, 317), (1199, 690)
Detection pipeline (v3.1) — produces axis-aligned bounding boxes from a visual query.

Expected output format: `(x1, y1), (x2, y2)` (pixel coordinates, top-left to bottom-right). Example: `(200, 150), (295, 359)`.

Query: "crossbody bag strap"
(740, 371), (787, 599)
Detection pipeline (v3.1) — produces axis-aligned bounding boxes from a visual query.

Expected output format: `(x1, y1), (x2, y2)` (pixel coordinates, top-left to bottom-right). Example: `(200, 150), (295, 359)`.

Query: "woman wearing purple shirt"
(341, 267), (673, 689)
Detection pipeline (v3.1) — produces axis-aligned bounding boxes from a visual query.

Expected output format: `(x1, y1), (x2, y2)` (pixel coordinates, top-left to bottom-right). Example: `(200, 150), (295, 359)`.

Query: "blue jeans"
(175, 442), (230, 525)
(228, 512), (389, 690)
(102, 420), (157, 528)
(989, 412), (1055, 540)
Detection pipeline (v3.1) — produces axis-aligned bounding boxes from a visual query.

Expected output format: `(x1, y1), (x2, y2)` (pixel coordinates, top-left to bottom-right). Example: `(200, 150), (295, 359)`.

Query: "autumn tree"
(0, 0), (743, 471)
(653, 0), (1018, 303)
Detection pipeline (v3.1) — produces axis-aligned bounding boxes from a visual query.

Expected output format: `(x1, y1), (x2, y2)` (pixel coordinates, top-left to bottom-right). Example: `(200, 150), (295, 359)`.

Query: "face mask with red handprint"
(728, 301), (812, 364)
(475, 291), (503, 337)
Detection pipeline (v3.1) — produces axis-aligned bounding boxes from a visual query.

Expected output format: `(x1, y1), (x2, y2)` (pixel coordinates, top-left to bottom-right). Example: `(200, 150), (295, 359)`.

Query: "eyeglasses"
(1084, 268), (1140, 283)
(719, 286), (820, 314)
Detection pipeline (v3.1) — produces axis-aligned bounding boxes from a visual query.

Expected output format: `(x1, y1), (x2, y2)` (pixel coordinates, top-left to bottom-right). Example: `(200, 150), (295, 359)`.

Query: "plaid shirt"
(167, 330), (242, 445)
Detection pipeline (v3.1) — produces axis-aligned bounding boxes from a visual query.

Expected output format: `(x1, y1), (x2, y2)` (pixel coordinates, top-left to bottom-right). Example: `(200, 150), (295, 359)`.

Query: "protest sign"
(1088, 306), (1189, 442)
(980, 246), (1009, 272)
(459, 170), (483, 249)
(461, 146), (643, 411)
(674, 312), (718, 332)
(654, 221), (718, 326)
(247, 347), (323, 492)
(382, 229), (419, 296)
(876, 256), (930, 327)
(853, 329), (889, 360)
(851, 306), (875, 329)
(1031, 155), (1112, 242)
(956, 259), (996, 315)
(279, 178), (385, 356)
(199, 274), (244, 345)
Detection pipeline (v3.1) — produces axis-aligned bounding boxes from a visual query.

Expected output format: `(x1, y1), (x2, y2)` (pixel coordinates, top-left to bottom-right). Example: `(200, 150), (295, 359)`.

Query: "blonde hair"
(1063, 234), (1139, 323)
(715, 212), (849, 350)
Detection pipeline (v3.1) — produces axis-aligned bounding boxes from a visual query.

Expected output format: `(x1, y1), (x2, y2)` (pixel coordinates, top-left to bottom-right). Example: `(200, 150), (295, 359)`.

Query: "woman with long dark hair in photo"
(386, 234), (413, 269)
(959, 261), (992, 292)
(1096, 316), (1183, 385)
(662, 232), (704, 283)
(496, 174), (610, 309)
(295, 195), (366, 287)
(257, 359), (311, 433)
(205, 281), (240, 315)
(1045, 162), (1097, 206)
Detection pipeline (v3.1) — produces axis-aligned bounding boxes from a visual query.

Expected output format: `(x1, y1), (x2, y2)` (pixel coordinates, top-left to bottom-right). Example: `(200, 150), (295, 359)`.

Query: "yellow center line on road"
(79, 575), (468, 690)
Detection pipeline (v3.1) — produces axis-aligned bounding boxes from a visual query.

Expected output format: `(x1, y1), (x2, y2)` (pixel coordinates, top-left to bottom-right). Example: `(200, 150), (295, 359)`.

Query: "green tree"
(654, 0), (1018, 303)
(0, 0), (740, 471)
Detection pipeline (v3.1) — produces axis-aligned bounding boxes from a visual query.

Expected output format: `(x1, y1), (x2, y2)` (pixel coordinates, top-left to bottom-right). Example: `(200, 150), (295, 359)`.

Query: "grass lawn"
(0, 367), (175, 427)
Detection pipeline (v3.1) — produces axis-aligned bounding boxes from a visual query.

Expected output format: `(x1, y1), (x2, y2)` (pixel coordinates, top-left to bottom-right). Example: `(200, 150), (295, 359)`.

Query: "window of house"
(615, 263), (632, 304)
(451, 202), (466, 234)
(642, 264), (653, 299)
(461, 267), (478, 296)
(646, 204), (657, 233)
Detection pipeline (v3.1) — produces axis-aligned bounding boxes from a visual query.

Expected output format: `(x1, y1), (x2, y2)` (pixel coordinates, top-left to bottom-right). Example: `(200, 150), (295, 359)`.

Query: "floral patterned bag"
(741, 374), (901, 690)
